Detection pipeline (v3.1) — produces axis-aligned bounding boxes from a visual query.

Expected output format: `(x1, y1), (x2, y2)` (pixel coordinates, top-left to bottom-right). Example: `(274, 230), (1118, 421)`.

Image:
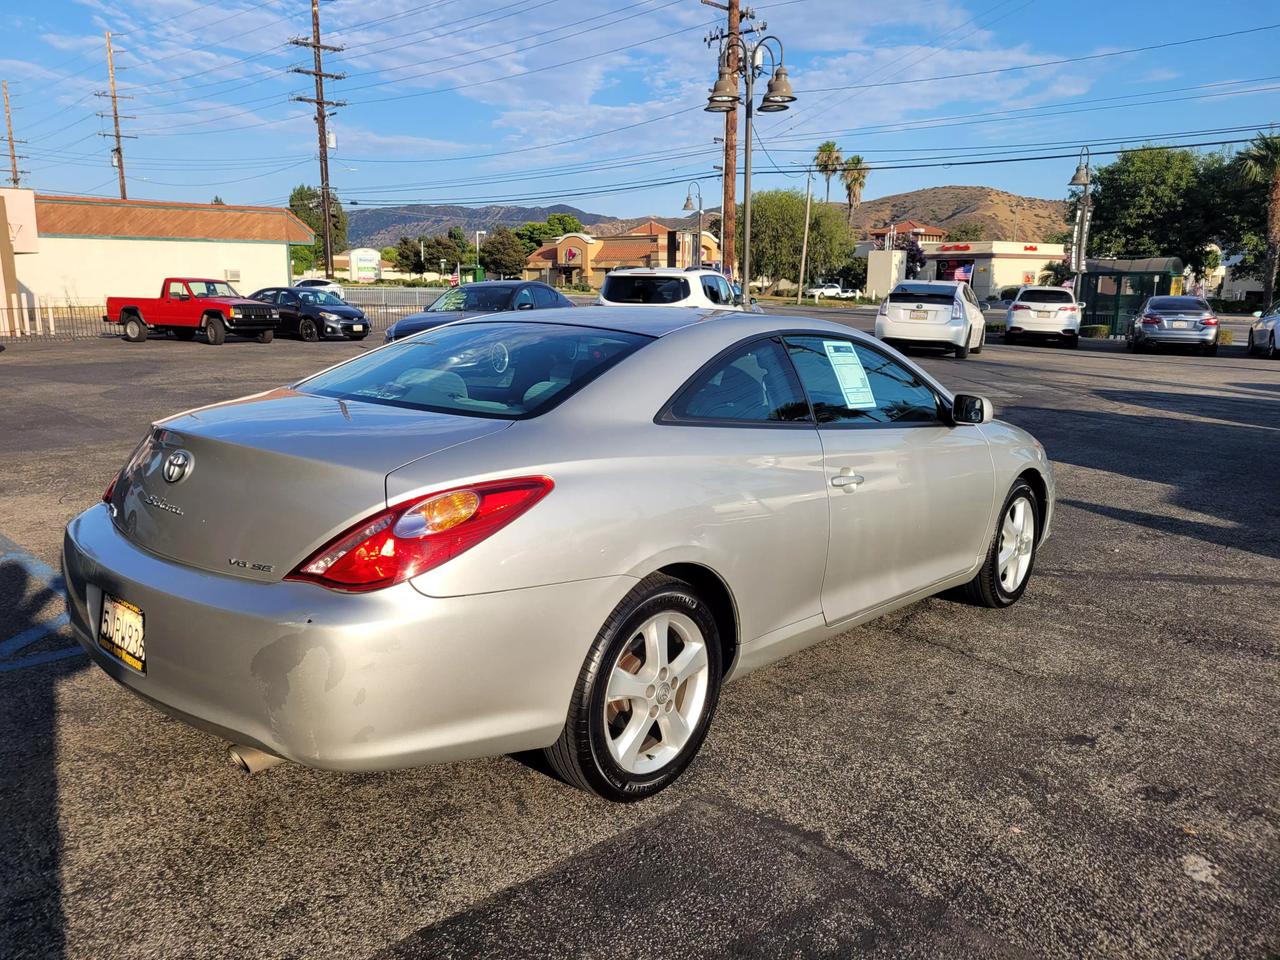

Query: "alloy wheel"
(603, 610), (710, 776)
(997, 496), (1035, 592)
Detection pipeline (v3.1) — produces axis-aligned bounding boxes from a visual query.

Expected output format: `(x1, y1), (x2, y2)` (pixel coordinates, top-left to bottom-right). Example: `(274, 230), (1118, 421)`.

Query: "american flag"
(449, 264), (460, 287)
(955, 263), (973, 282)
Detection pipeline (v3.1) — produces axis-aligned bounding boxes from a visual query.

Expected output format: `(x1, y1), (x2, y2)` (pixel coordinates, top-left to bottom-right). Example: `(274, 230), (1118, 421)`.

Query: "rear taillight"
(1011, 303), (1030, 311)
(951, 299), (964, 322)
(1060, 305), (1077, 313)
(1141, 314), (1161, 325)
(286, 476), (554, 592)
(1202, 316), (1219, 326)
(103, 474), (119, 503)
(878, 298), (888, 316)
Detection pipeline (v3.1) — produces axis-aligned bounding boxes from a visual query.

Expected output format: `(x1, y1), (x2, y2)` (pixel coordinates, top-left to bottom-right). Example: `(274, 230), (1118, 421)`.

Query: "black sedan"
(384, 280), (574, 342)
(250, 287), (370, 342)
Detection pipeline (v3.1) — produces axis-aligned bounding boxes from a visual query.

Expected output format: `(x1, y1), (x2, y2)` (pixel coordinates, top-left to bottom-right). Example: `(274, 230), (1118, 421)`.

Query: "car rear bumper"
(1006, 314), (1080, 334)
(1136, 327), (1217, 345)
(63, 503), (633, 771)
(875, 317), (966, 347)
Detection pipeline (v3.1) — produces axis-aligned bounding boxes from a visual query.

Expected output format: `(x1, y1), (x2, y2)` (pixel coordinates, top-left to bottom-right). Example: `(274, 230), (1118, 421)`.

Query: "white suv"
(1005, 286), (1082, 346)
(598, 268), (742, 310)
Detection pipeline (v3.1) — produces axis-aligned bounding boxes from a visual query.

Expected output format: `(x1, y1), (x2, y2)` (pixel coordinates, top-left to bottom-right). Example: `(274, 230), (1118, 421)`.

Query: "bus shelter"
(1080, 257), (1185, 335)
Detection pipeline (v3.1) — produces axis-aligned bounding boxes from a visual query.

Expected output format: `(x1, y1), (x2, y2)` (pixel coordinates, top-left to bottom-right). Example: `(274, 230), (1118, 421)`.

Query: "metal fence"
(341, 286), (447, 335)
(0, 304), (114, 341)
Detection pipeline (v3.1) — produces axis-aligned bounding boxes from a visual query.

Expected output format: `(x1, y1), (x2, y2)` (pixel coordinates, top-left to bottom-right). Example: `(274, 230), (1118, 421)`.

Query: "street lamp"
(1068, 146), (1092, 302)
(682, 181), (704, 268)
(474, 229), (487, 280)
(705, 32), (795, 296)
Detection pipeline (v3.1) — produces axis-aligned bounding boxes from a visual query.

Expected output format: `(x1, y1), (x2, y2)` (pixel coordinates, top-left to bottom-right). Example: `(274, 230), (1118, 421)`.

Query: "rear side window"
(1018, 289), (1075, 304)
(671, 339), (810, 423)
(888, 285), (954, 306)
(784, 336), (940, 426)
(299, 321), (650, 419)
(701, 276), (725, 304)
(531, 285), (558, 308)
(603, 275), (690, 304)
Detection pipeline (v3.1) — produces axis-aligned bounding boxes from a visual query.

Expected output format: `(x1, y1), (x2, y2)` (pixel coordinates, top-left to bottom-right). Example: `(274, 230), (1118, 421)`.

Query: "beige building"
(523, 220), (721, 287)
(2, 191), (312, 313)
(921, 240), (1066, 299)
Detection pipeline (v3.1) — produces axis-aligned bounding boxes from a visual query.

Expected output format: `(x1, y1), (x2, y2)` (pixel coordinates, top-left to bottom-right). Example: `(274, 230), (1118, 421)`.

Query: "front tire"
(963, 479), (1041, 609)
(299, 318), (319, 342)
(545, 574), (722, 802)
(255, 329), (274, 344)
(121, 315), (147, 343)
(204, 316), (226, 345)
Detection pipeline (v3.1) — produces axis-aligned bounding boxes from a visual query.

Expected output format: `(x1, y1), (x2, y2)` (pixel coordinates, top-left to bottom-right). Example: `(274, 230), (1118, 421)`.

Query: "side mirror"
(516, 302), (534, 310)
(1253, 311), (1264, 318)
(952, 393), (994, 425)
(1078, 301), (1087, 309)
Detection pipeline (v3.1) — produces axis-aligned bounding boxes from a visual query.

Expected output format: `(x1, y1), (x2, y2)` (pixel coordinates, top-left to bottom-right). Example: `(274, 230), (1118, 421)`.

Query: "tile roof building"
(522, 224), (721, 287)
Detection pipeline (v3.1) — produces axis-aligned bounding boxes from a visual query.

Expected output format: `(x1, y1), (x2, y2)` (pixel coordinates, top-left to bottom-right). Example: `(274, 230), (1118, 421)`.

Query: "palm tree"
(1238, 132), (1280, 305)
(813, 140), (843, 204)
(840, 155), (867, 227)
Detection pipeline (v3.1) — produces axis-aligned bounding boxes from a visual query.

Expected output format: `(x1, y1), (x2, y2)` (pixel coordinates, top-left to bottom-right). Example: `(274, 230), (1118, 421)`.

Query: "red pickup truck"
(105, 278), (280, 345)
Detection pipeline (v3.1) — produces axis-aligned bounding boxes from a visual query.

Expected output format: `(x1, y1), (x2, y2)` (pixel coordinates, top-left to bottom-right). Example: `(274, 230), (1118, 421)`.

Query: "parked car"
(295, 278), (346, 300)
(384, 280), (574, 342)
(105, 277), (278, 345)
(874, 280), (986, 358)
(598, 268), (742, 310)
(1004, 286), (1083, 347)
(1246, 300), (1280, 358)
(804, 282), (842, 298)
(1125, 295), (1220, 355)
(250, 287), (370, 342)
(835, 287), (861, 300)
(985, 298), (1014, 312)
(66, 306), (1054, 801)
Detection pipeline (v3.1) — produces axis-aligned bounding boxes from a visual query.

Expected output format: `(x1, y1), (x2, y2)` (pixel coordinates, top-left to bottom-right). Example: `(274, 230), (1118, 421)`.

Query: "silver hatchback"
(64, 308), (1054, 801)
(1126, 295), (1221, 354)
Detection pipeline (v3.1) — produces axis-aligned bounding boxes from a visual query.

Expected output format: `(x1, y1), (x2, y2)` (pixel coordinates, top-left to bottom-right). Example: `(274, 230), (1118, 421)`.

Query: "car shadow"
(0, 560), (87, 960)
(1000, 400), (1280, 561)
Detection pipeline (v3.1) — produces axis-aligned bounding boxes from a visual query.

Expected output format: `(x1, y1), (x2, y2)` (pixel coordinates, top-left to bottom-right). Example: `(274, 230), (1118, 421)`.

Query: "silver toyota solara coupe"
(64, 306), (1054, 801)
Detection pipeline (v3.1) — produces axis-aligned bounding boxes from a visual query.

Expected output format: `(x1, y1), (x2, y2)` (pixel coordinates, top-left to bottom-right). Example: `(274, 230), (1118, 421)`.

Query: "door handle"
(831, 473), (864, 489)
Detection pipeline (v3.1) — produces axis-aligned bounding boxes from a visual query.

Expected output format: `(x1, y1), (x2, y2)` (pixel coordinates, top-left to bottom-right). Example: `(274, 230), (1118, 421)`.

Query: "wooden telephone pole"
(2, 81), (26, 187)
(702, 0), (748, 278)
(96, 31), (135, 199)
(290, 0), (346, 279)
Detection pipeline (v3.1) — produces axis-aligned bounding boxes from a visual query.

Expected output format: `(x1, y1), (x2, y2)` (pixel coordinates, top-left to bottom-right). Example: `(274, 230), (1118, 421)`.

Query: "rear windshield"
(1018, 288), (1075, 304)
(298, 322), (650, 419)
(1148, 296), (1210, 312)
(603, 275), (691, 304)
(888, 284), (954, 306)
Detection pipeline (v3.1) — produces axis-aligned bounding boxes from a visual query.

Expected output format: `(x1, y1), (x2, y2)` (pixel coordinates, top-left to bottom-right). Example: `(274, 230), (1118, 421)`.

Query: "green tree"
(392, 236), (424, 275)
(839, 155), (866, 226)
(546, 212), (584, 235)
(1236, 133), (1280, 304)
(946, 221), (985, 242)
(904, 238), (926, 280)
(380, 245), (398, 264)
(736, 189), (851, 292)
(479, 227), (529, 278)
(419, 234), (462, 274)
(514, 220), (557, 253)
(835, 256), (868, 292)
(814, 141), (843, 204)
(210, 195), (225, 205)
(289, 184), (349, 269)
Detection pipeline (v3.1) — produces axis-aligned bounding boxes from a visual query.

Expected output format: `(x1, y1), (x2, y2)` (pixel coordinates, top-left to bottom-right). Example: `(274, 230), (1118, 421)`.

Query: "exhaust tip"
(227, 743), (285, 775)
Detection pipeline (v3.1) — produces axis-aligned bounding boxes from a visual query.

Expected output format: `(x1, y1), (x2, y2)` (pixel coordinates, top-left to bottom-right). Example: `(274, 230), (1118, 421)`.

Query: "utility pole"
(702, 0), (749, 280)
(2, 81), (26, 187)
(795, 169), (812, 304)
(290, 0), (346, 279)
(96, 32), (135, 200)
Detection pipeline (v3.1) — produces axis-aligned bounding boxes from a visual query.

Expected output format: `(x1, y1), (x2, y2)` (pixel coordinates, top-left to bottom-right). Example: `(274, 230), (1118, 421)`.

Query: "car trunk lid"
(108, 388), (510, 582)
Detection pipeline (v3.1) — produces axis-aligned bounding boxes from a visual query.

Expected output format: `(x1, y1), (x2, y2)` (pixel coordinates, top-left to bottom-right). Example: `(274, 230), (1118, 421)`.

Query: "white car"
(805, 283), (842, 298)
(874, 281), (986, 359)
(295, 277), (346, 300)
(597, 268), (742, 310)
(1247, 299), (1280, 358)
(1004, 286), (1082, 347)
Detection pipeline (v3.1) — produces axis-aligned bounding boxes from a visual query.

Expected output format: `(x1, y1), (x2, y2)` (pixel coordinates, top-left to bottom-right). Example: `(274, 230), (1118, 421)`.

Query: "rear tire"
(1203, 343), (1217, 357)
(544, 573), (722, 802)
(963, 479), (1041, 609)
(1247, 331), (1256, 355)
(204, 316), (226, 345)
(1004, 330), (1017, 345)
(954, 335), (971, 359)
(1269, 333), (1277, 360)
(299, 318), (319, 342)
(121, 315), (147, 343)
(972, 328), (985, 355)
(255, 329), (274, 344)
(174, 329), (195, 342)
(1065, 334), (1080, 349)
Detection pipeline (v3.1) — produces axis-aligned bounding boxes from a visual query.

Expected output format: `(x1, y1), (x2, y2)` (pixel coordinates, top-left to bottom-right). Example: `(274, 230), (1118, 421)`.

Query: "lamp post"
(1069, 146), (1092, 302)
(705, 32), (795, 297)
(474, 229), (487, 281)
(794, 162), (813, 305)
(682, 181), (704, 268)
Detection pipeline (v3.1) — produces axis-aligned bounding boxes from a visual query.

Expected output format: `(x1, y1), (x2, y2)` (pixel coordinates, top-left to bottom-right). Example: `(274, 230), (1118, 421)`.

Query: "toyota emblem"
(163, 450), (193, 484)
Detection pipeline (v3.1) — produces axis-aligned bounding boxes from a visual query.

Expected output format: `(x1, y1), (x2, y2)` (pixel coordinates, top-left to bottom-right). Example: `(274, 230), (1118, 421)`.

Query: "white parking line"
(0, 532), (84, 672)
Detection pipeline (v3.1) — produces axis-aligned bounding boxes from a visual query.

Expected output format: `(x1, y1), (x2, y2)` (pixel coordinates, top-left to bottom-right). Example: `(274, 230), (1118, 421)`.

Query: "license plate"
(1036, 311), (1051, 319)
(352, 324), (365, 332)
(909, 310), (928, 320)
(1170, 320), (1188, 328)
(99, 594), (145, 672)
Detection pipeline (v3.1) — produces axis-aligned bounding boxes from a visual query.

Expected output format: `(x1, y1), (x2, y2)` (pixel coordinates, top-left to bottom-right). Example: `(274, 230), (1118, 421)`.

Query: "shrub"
(1079, 325), (1110, 338)
(1218, 328), (1234, 345)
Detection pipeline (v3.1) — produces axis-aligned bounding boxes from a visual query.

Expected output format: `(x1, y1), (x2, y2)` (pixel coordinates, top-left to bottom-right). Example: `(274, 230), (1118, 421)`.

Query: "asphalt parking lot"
(1, 323), (1277, 959)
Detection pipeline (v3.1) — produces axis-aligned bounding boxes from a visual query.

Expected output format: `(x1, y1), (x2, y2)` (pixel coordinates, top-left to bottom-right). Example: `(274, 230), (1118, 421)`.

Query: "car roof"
(607, 267), (695, 276)
(451, 305), (864, 339)
(1017, 285), (1071, 293)
(895, 280), (960, 289)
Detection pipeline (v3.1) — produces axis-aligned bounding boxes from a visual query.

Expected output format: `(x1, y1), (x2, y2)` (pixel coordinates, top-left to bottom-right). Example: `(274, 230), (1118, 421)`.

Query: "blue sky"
(1, 0), (1277, 219)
